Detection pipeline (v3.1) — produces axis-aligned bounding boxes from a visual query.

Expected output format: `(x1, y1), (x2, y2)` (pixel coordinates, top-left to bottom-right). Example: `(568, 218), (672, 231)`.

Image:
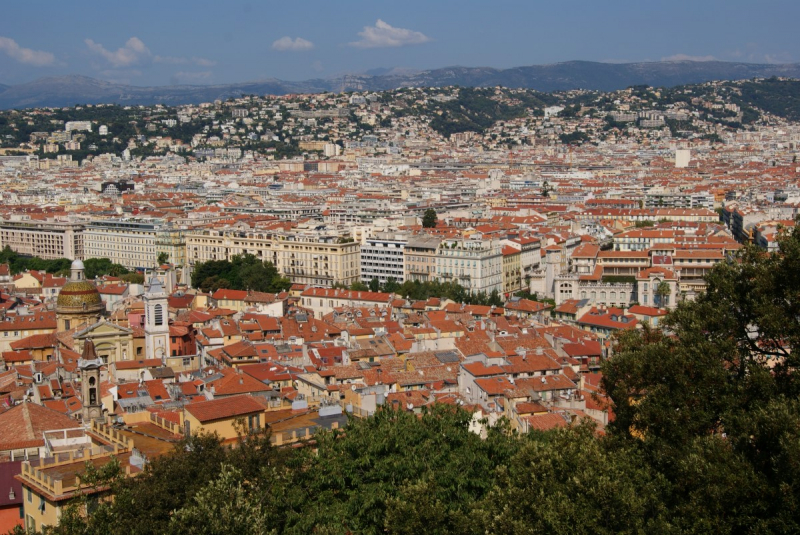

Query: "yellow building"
(183, 395), (266, 440)
(16, 421), (136, 532)
(502, 246), (522, 295)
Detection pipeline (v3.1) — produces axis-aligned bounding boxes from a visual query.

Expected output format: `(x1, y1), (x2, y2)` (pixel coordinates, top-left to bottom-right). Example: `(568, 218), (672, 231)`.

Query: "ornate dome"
(56, 280), (104, 310)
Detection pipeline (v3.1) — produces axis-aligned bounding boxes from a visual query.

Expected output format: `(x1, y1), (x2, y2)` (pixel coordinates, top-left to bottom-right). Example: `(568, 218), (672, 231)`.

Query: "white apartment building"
(0, 216), (84, 260)
(360, 232), (408, 285)
(83, 219), (164, 270)
(435, 238), (502, 295)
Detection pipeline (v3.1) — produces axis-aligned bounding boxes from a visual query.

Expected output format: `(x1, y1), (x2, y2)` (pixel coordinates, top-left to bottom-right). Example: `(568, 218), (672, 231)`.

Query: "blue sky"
(0, 0), (798, 86)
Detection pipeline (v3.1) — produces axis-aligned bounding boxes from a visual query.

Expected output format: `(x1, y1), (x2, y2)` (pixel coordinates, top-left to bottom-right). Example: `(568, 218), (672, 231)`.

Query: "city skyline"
(1, 0), (799, 86)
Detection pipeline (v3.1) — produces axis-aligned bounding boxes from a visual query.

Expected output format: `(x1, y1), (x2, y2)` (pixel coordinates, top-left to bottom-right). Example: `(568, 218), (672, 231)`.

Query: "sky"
(1, 0), (798, 87)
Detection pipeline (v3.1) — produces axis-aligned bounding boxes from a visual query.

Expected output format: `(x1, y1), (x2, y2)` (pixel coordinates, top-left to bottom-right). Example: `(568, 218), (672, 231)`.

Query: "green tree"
(654, 281), (671, 308)
(480, 423), (670, 534)
(369, 277), (381, 292)
(421, 208), (438, 228)
(602, 224), (800, 530)
(168, 465), (273, 535)
(157, 252), (169, 265)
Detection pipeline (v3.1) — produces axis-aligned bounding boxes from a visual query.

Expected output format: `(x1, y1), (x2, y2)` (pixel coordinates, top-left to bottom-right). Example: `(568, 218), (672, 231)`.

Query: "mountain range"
(2, 60), (800, 110)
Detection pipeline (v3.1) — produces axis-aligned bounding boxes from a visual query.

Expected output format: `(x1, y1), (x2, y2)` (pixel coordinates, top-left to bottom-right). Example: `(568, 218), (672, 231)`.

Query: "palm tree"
(655, 281), (671, 308)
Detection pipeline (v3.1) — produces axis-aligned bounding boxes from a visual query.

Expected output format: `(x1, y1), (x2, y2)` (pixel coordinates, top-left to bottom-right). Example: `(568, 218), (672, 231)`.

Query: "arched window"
(154, 304), (164, 326)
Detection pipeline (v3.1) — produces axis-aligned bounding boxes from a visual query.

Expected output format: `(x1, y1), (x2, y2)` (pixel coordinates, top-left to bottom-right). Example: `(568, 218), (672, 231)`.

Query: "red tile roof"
(184, 394), (266, 423)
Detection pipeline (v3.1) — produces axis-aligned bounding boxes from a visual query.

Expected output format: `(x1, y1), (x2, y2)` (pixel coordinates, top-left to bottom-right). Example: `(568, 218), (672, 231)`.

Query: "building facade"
(0, 217), (84, 260)
(360, 232), (408, 285)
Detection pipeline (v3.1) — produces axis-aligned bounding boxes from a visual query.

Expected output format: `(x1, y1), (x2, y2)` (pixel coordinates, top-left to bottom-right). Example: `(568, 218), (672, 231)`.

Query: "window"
(248, 414), (260, 431)
(154, 304), (163, 326)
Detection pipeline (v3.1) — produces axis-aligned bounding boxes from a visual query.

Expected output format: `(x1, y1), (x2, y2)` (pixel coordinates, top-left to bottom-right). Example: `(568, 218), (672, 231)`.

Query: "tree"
(191, 255), (290, 293)
(157, 252), (169, 265)
(369, 277), (381, 292)
(601, 224), (800, 530)
(422, 208), (438, 228)
(480, 423), (671, 534)
(654, 281), (671, 308)
(169, 465), (271, 535)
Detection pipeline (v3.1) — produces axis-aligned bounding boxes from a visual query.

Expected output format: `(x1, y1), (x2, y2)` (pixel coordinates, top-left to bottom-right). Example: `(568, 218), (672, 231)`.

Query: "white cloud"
(271, 36), (314, 51)
(154, 55), (216, 67)
(348, 19), (430, 49)
(661, 54), (717, 62)
(0, 36), (55, 66)
(192, 57), (217, 67)
(86, 37), (216, 70)
(85, 37), (151, 67)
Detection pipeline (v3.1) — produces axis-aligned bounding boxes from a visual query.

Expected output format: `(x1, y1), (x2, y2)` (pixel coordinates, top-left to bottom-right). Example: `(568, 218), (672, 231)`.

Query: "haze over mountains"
(1, 60), (799, 110)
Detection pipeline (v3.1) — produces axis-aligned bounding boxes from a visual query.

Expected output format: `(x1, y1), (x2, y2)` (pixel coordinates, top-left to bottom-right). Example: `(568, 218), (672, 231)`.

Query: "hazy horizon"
(1, 0), (798, 86)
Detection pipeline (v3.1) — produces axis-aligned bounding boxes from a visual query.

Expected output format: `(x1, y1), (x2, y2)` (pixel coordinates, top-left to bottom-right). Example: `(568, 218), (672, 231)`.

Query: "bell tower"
(79, 340), (104, 422)
(144, 275), (170, 364)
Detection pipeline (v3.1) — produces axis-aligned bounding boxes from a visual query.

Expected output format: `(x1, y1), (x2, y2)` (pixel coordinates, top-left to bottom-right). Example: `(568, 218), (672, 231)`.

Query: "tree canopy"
(191, 254), (291, 293)
(421, 208), (438, 228)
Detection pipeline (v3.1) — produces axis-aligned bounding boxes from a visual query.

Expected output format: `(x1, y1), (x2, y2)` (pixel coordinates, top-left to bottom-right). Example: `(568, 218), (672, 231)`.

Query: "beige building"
(0, 216), (84, 260)
(187, 227), (360, 288)
(404, 235), (441, 282)
(273, 231), (360, 287)
(186, 228), (275, 265)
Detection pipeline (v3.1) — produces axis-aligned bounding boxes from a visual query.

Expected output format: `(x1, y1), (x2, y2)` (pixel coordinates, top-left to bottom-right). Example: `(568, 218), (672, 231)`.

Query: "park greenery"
(12, 225), (800, 534)
(191, 254), (291, 294)
(340, 277), (506, 307)
(0, 247), (142, 283)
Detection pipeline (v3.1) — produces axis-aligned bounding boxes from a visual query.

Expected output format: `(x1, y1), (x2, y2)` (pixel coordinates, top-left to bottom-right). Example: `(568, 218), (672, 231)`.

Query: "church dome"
(56, 280), (103, 310)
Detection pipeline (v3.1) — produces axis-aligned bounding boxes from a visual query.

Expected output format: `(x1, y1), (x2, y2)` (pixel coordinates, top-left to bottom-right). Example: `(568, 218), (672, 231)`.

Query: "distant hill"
(2, 60), (800, 110)
(0, 75), (331, 110)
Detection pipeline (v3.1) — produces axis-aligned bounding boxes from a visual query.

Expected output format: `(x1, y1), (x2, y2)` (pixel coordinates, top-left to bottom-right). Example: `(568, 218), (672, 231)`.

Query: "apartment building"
(0, 216), (84, 260)
(501, 246), (522, 295)
(360, 232), (408, 285)
(644, 191), (715, 209)
(186, 227), (360, 287)
(186, 229), (275, 265)
(435, 238), (502, 295)
(614, 229), (682, 251)
(404, 235), (441, 283)
(83, 219), (164, 270)
(273, 231), (360, 288)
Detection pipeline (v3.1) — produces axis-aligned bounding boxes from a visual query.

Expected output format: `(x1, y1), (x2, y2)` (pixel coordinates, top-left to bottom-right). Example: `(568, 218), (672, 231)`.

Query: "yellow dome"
(56, 280), (104, 310)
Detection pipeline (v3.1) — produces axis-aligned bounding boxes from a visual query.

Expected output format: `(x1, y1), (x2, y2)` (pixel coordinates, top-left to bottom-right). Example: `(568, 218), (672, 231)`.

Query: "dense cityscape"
(0, 69), (799, 533)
